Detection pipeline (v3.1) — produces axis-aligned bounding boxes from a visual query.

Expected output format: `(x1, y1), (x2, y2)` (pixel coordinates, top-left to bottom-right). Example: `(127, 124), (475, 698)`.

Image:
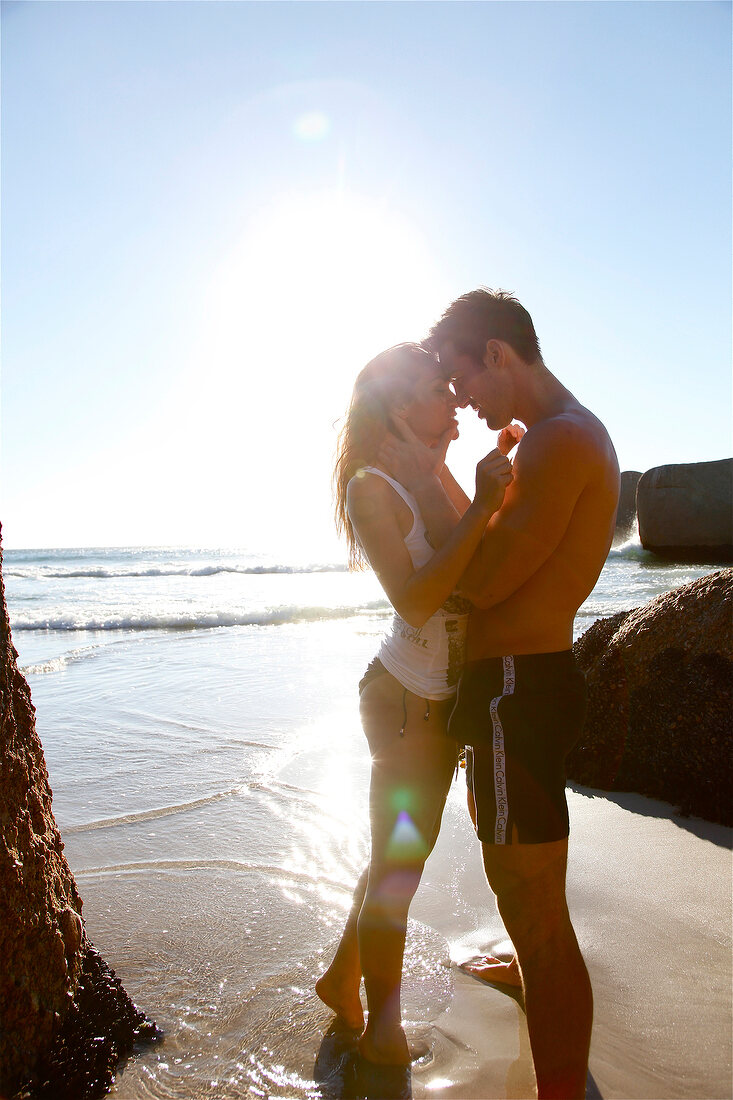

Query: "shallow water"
(52, 620), (470, 1098)
(4, 544), (728, 1097)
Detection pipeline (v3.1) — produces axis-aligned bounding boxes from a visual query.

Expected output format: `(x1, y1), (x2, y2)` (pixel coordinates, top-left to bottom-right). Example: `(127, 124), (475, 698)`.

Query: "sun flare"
(144, 190), (452, 548)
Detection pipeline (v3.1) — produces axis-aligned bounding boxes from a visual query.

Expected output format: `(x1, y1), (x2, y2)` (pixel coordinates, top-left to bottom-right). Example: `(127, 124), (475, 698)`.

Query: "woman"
(315, 343), (513, 1065)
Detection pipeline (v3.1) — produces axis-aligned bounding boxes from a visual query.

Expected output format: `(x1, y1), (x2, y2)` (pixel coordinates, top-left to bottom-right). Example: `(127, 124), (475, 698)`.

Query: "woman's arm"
(347, 452), (511, 629)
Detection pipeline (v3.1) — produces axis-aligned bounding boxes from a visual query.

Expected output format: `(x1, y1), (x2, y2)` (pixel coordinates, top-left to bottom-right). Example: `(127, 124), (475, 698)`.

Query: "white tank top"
(354, 467), (471, 700)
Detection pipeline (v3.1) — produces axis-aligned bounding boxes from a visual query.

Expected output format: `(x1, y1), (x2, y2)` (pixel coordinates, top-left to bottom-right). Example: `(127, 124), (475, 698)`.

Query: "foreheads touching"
(353, 342), (439, 416)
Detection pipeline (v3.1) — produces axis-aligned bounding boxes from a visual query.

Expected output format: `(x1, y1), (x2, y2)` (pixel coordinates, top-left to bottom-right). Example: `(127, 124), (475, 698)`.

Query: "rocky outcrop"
(0, 533), (158, 1099)
(637, 458), (733, 561)
(568, 569), (732, 824)
(613, 470), (641, 543)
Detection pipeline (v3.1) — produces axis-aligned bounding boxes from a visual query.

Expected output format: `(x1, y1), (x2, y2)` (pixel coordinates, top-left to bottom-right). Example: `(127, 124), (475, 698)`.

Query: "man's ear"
(484, 339), (503, 367)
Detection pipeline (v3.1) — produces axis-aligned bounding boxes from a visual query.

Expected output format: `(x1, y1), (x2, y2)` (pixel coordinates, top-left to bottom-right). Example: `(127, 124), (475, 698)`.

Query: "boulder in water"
(614, 470), (641, 543)
(637, 458), (733, 561)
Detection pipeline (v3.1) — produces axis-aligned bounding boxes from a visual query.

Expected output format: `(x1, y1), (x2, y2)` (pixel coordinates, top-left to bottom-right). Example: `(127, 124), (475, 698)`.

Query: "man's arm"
(459, 419), (592, 608)
(405, 470), (465, 550)
(429, 424), (524, 541)
(380, 421), (526, 551)
(378, 425), (466, 549)
(439, 466), (471, 516)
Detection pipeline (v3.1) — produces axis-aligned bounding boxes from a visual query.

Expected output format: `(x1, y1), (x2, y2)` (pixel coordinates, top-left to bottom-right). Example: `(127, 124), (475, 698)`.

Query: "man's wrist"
(409, 472), (443, 496)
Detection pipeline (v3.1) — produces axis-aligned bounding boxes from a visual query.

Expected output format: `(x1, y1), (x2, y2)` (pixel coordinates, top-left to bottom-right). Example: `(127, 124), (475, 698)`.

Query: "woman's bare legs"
(315, 867), (368, 1030)
(357, 677), (457, 1062)
(316, 674), (457, 1062)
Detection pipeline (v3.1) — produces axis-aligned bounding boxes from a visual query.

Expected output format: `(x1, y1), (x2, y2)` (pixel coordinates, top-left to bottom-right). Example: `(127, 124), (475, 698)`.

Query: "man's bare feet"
(315, 971), (365, 1032)
(459, 954), (522, 988)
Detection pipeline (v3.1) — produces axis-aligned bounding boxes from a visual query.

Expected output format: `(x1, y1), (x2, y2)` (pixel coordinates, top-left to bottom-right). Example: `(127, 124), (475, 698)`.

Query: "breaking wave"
(12, 601), (390, 633)
(6, 563), (349, 580)
(20, 643), (108, 675)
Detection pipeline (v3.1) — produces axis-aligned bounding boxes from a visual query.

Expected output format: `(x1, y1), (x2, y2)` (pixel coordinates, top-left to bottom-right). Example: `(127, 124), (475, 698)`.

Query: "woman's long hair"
(333, 342), (437, 569)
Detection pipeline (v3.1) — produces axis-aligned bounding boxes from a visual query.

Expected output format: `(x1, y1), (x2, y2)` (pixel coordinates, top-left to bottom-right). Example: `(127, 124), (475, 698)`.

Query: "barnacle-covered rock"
(569, 569), (732, 824)
(0, 530), (159, 1098)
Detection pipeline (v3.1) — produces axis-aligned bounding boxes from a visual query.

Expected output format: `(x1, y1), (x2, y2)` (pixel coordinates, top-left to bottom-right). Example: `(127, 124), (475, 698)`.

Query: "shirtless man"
(383, 289), (620, 1100)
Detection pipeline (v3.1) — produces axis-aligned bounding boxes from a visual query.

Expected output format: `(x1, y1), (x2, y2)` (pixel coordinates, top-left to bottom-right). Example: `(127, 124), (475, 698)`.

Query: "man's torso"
(468, 404), (620, 659)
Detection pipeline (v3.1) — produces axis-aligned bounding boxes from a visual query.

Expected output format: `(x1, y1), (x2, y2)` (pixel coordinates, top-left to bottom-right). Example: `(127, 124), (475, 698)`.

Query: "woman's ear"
(388, 407), (408, 440)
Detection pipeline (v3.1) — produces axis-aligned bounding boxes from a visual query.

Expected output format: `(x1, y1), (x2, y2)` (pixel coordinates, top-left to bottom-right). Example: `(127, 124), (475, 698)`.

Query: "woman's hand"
(474, 449), (513, 515)
(497, 422), (525, 456)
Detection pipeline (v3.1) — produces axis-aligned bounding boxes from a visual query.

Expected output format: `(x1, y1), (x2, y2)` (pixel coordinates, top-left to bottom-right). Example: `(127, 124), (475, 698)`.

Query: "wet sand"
(84, 779), (732, 1100)
(404, 785), (732, 1099)
(27, 612), (729, 1099)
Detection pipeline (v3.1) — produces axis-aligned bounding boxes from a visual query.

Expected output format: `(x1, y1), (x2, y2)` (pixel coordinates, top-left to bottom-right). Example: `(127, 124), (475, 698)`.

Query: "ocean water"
(3, 542), (724, 1098)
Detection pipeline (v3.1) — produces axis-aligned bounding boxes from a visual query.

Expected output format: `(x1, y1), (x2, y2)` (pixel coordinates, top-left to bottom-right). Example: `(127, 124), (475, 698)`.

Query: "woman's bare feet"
(357, 1019), (429, 1065)
(315, 970), (365, 1032)
(459, 954), (522, 987)
(358, 1024), (409, 1066)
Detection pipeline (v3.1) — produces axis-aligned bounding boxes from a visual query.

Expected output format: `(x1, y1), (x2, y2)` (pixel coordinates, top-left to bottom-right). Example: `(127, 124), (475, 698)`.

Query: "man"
(384, 288), (620, 1099)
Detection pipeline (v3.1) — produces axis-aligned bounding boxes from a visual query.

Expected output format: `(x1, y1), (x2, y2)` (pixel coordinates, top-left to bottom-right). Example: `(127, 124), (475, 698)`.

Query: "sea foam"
(12, 600), (390, 634)
(6, 563), (349, 580)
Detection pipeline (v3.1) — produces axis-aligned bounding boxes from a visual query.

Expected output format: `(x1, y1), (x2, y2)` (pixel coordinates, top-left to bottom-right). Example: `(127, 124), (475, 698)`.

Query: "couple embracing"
(317, 289), (620, 1100)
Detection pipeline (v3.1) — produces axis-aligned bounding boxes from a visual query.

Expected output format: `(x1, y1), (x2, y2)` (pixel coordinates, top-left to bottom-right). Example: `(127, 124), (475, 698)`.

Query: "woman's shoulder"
(347, 468), (389, 499)
(346, 468), (400, 523)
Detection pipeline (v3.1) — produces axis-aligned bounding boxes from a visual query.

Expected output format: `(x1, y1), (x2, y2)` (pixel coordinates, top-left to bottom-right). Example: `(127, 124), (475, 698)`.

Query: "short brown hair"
(426, 288), (542, 367)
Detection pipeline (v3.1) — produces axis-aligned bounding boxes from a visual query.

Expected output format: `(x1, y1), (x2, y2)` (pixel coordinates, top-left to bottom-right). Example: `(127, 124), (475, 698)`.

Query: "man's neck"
(513, 361), (576, 428)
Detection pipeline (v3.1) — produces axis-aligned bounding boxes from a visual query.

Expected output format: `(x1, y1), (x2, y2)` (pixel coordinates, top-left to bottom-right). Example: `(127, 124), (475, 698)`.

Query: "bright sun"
(122, 190), (454, 551)
(201, 188), (448, 399)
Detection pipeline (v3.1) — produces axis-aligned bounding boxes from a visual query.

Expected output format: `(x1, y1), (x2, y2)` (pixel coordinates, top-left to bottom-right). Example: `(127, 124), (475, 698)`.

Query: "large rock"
(568, 569), (732, 825)
(613, 470), (641, 543)
(0, 533), (158, 1098)
(637, 458), (733, 560)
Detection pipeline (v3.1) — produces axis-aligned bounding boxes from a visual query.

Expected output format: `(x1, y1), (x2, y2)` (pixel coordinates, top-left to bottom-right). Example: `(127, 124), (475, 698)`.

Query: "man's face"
(440, 343), (512, 431)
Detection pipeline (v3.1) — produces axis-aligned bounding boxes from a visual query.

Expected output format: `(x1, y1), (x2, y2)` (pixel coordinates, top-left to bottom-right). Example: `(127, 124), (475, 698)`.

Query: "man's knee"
(481, 840), (569, 933)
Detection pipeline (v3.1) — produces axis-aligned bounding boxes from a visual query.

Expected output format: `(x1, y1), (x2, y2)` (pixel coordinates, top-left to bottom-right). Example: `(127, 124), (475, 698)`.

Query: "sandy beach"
(79, 775), (731, 1100)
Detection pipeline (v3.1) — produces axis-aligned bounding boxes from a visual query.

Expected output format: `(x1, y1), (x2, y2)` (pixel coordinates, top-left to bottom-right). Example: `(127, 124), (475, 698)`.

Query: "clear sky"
(2, 0), (731, 556)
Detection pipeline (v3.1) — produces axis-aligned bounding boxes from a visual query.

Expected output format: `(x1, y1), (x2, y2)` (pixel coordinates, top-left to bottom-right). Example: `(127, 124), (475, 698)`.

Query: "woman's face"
(401, 367), (458, 445)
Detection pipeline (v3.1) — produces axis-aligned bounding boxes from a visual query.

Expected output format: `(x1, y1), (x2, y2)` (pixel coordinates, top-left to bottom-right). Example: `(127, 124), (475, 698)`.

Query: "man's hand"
(497, 422), (526, 457)
(378, 418), (457, 491)
(474, 449), (513, 515)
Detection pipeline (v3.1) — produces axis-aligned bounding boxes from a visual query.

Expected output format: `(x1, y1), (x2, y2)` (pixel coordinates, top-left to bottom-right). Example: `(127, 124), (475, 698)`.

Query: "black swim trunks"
(448, 651), (587, 845)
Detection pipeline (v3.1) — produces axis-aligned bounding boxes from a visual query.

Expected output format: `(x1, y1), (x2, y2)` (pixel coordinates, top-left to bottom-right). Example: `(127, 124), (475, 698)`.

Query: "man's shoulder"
(518, 405), (615, 469)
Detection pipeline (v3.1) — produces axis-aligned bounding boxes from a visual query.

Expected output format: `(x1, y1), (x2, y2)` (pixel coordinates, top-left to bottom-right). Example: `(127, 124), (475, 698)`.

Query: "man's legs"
(481, 838), (592, 1100)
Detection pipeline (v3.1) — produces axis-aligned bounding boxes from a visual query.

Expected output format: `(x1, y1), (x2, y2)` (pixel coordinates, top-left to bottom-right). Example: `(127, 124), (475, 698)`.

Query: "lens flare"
(293, 110), (330, 141)
(389, 786), (416, 814)
(385, 810), (428, 862)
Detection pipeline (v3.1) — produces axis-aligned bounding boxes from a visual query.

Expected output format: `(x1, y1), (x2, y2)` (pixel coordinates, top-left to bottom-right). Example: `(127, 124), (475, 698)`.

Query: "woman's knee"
(362, 864), (424, 920)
